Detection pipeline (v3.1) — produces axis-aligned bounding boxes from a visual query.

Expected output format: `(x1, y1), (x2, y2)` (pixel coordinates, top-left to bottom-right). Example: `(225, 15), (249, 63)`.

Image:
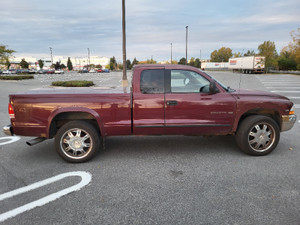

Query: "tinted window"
(170, 70), (210, 93)
(140, 69), (164, 94)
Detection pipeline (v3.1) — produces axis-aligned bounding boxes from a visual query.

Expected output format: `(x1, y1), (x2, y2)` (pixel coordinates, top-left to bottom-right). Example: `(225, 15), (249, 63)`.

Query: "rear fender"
(47, 107), (105, 138)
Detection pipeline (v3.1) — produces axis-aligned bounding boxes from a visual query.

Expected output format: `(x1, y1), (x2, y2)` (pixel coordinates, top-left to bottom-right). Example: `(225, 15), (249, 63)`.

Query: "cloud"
(1, 0), (299, 61)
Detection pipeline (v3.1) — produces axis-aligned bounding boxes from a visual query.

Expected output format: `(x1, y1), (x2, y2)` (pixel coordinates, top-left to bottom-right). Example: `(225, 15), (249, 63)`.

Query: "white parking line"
(0, 171), (92, 222)
(267, 87), (300, 89)
(0, 137), (20, 146)
(271, 91), (300, 93)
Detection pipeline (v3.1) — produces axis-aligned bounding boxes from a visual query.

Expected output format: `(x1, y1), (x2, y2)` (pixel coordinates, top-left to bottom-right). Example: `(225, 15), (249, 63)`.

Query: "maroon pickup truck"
(3, 64), (297, 162)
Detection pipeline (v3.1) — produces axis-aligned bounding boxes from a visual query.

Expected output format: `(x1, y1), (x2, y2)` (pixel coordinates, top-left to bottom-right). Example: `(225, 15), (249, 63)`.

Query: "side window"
(140, 69), (164, 94)
(170, 70), (210, 93)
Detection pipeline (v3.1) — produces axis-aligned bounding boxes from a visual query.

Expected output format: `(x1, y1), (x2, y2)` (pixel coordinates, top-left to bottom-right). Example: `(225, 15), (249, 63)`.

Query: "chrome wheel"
(60, 128), (93, 160)
(248, 122), (276, 152)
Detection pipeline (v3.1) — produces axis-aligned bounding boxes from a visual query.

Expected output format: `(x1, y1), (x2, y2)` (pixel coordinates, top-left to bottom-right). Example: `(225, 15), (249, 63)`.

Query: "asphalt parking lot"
(0, 71), (299, 224)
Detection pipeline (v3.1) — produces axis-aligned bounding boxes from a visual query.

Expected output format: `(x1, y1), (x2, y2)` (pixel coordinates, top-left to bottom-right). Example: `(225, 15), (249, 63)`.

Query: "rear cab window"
(140, 69), (164, 94)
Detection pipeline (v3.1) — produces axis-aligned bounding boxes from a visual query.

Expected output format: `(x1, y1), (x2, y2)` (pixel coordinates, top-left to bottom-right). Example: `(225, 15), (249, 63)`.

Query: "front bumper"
(3, 125), (13, 136)
(281, 115), (297, 131)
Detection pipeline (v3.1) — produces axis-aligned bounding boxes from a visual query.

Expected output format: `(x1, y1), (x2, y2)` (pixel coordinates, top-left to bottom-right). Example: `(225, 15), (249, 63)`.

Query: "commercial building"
(6, 56), (109, 70)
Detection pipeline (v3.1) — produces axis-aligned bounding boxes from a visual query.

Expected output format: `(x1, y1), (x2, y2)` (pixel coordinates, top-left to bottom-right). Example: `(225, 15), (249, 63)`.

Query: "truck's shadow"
(100, 135), (241, 158)
(18, 135), (242, 164)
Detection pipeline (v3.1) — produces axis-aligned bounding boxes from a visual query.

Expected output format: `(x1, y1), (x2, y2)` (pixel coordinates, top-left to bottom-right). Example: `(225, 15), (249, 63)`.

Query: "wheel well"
(237, 109), (281, 131)
(49, 112), (100, 138)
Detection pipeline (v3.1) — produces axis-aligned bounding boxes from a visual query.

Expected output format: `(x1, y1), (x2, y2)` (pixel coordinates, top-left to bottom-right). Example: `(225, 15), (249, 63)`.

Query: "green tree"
(146, 58), (157, 64)
(233, 52), (243, 58)
(38, 59), (44, 69)
(280, 28), (300, 70)
(5, 59), (11, 69)
(126, 59), (132, 69)
(189, 57), (195, 67)
(20, 58), (29, 69)
(55, 62), (61, 70)
(244, 50), (256, 56)
(278, 56), (297, 70)
(132, 57), (139, 66)
(67, 57), (73, 71)
(258, 41), (278, 69)
(61, 64), (66, 69)
(178, 57), (186, 65)
(194, 58), (201, 68)
(210, 47), (232, 62)
(0, 45), (15, 67)
(109, 56), (116, 70)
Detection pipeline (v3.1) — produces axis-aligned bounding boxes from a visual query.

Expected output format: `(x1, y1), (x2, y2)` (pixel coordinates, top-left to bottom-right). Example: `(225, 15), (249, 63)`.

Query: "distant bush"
(52, 80), (94, 87)
(0, 75), (34, 80)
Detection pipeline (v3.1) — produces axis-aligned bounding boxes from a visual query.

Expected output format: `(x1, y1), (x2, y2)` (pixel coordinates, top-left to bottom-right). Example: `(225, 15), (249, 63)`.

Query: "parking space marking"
(294, 104), (300, 108)
(0, 171), (92, 222)
(0, 137), (20, 146)
(271, 91), (300, 93)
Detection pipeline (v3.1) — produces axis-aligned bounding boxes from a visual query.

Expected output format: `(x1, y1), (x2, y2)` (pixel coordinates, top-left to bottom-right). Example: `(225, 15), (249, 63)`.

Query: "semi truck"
(228, 56), (265, 74)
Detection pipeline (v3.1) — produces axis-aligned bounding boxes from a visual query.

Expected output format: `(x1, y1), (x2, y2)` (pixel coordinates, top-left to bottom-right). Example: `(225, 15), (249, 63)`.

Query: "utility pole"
(49, 47), (53, 66)
(170, 43), (172, 64)
(122, 0), (128, 88)
(200, 49), (201, 61)
(87, 48), (90, 68)
(185, 26), (188, 65)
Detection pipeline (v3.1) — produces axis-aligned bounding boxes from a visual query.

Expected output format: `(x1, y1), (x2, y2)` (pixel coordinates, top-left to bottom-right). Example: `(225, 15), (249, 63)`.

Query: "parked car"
(55, 70), (64, 74)
(97, 69), (102, 73)
(2, 70), (11, 74)
(81, 68), (89, 73)
(38, 70), (47, 74)
(47, 70), (55, 74)
(9, 69), (17, 74)
(102, 69), (110, 73)
(21, 69), (30, 74)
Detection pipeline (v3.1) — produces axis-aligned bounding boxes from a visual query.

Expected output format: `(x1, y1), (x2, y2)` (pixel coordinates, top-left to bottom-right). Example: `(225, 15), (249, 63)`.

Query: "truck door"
(164, 69), (236, 135)
(132, 68), (165, 135)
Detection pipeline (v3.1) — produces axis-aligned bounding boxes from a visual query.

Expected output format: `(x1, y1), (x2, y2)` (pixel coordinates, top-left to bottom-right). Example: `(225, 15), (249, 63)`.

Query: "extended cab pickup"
(3, 64), (297, 162)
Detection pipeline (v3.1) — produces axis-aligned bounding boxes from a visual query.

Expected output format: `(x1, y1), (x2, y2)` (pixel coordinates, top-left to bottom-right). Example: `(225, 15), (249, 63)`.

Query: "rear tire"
(235, 116), (280, 156)
(55, 120), (100, 163)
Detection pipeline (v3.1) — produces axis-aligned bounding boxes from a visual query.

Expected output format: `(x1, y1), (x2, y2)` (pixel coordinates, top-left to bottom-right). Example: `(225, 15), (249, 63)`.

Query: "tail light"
(8, 103), (15, 119)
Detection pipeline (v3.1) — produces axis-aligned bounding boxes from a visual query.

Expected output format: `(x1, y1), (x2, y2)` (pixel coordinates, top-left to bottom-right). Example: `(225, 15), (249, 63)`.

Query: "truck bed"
(9, 87), (132, 137)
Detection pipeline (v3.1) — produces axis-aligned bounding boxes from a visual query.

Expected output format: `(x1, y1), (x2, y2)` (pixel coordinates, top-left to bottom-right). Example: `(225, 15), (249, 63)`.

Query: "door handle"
(167, 100), (178, 106)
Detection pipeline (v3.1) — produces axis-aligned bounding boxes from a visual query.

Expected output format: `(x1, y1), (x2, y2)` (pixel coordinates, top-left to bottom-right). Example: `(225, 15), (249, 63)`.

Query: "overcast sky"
(1, 0), (299, 62)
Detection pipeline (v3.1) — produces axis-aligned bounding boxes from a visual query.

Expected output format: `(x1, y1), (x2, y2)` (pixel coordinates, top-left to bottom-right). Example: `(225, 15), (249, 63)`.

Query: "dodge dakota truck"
(3, 64), (297, 162)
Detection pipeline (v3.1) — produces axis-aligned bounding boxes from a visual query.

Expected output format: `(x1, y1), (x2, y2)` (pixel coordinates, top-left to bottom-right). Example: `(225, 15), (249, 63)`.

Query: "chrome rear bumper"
(3, 125), (13, 136)
(281, 115), (297, 132)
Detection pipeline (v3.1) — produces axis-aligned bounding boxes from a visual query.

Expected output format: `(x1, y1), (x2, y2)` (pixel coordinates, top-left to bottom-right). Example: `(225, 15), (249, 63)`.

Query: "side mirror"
(209, 81), (219, 94)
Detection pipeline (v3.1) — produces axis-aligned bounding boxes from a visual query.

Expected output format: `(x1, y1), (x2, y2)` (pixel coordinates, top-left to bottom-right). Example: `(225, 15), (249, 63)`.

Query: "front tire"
(55, 120), (100, 163)
(235, 116), (280, 156)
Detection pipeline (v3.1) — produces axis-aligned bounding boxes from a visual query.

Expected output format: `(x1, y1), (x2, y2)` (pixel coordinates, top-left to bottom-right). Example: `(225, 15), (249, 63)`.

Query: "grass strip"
(0, 75), (34, 80)
(52, 80), (94, 87)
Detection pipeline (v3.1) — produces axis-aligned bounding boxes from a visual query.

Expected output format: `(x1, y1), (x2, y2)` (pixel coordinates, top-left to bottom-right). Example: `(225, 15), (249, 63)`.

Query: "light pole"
(200, 49), (201, 61)
(170, 43), (172, 64)
(87, 48), (90, 69)
(122, 0), (128, 88)
(49, 47), (53, 66)
(185, 26), (188, 65)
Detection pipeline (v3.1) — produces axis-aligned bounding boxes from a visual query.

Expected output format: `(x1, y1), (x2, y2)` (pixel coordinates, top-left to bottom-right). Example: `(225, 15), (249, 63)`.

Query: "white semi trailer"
(228, 56), (265, 74)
